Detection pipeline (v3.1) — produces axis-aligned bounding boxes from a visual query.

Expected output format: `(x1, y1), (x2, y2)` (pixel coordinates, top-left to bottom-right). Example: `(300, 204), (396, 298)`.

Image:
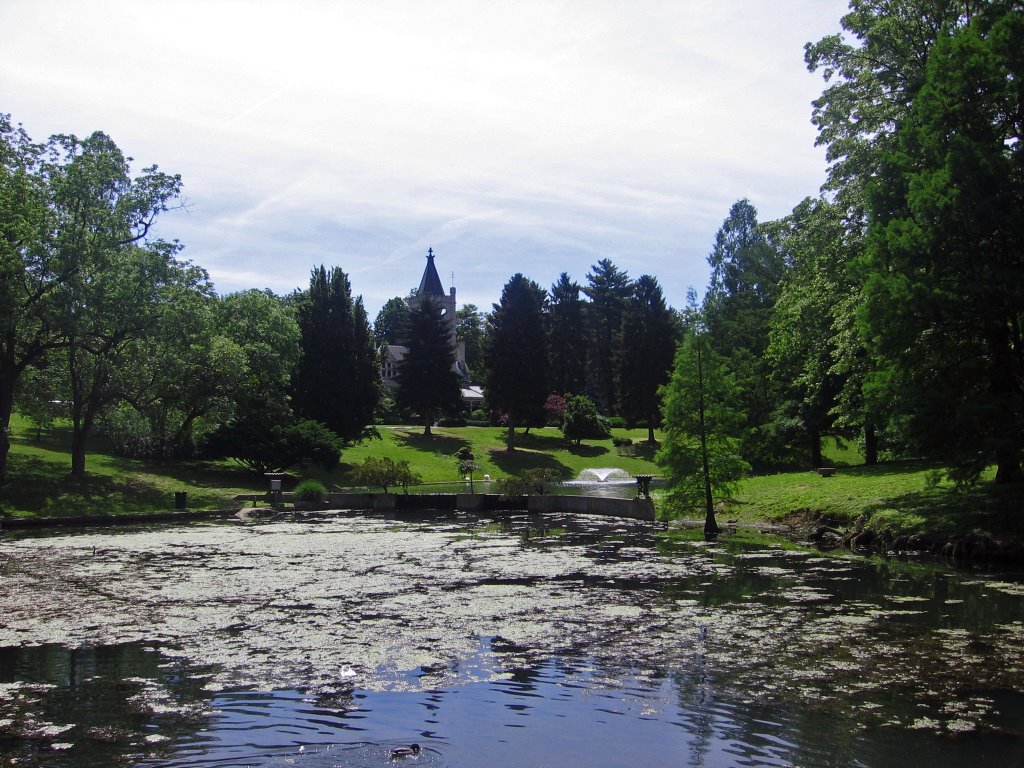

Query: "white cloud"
(1, 0), (848, 315)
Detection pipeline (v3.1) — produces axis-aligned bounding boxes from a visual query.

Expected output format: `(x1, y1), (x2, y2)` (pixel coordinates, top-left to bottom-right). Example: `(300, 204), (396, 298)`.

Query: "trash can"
(174, 491), (188, 510)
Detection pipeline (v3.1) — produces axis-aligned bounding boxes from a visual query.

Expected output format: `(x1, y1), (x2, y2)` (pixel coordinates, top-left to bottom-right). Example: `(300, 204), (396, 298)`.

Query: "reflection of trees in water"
(0, 642), (215, 767)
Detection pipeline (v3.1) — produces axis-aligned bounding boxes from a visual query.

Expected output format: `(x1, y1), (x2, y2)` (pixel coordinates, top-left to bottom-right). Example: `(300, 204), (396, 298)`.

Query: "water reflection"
(3, 642), (1019, 767)
(0, 515), (1022, 766)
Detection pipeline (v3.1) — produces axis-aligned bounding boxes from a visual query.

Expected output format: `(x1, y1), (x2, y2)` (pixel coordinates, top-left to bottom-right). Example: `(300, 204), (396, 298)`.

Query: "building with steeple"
(380, 249), (482, 408)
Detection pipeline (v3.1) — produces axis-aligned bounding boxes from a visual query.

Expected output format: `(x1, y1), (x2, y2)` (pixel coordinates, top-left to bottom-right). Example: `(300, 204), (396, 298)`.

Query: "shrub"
(350, 456), (422, 492)
(294, 478), (327, 502)
(607, 416), (627, 429)
(561, 394), (611, 445)
(495, 468), (563, 496)
(438, 416), (467, 427)
(203, 415), (343, 474)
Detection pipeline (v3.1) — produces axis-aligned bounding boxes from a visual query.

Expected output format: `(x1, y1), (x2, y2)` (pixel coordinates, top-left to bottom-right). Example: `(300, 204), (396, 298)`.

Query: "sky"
(1, 0), (850, 318)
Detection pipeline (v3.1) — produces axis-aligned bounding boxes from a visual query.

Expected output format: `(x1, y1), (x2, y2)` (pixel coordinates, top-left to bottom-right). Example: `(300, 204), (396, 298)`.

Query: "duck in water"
(390, 744), (421, 759)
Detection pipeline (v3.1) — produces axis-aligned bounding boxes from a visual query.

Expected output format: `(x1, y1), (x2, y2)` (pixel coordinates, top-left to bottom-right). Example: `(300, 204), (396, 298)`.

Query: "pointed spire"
(417, 247), (445, 297)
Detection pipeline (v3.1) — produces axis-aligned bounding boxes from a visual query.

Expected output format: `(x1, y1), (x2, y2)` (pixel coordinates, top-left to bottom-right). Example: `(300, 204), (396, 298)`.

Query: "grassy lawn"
(0, 417), (662, 518)
(4, 414), (1022, 543)
(726, 459), (1024, 539)
(1, 415), (265, 518)
(331, 425), (661, 486)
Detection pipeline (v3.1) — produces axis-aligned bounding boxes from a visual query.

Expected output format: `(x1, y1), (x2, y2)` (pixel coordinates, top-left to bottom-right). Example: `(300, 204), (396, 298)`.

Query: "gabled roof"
(417, 247), (445, 297)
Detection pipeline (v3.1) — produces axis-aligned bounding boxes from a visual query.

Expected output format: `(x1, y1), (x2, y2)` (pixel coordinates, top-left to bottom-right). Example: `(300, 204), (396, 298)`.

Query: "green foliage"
(350, 455), (421, 492)
(456, 303), (487, 382)
(765, 197), (854, 467)
(582, 259), (632, 413)
(484, 273), (550, 449)
(373, 296), (410, 347)
(863, 5), (1024, 483)
(397, 296), (463, 436)
(294, 478), (327, 502)
(618, 275), (679, 441)
(292, 265), (380, 442)
(495, 467), (562, 496)
(547, 273), (588, 396)
(702, 199), (786, 469)
(657, 331), (749, 516)
(203, 414), (342, 475)
(560, 394), (610, 445)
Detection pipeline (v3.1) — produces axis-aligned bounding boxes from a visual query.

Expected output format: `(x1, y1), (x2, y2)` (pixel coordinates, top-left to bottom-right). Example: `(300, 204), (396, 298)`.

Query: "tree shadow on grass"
(564, 443), (607, 458)
(392, 429), (471, 455)
(487, 448), (572, 479)
(861, 481), (1024, 538)
(1, 454), (168, 517)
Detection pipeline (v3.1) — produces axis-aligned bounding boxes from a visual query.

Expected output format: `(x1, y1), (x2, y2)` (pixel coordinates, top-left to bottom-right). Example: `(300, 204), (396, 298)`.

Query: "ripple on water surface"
(0, 513), (1022, 767)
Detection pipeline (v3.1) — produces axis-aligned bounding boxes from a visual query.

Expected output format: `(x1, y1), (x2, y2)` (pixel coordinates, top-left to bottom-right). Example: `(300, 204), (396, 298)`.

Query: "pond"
(0, 512), (1022, 767)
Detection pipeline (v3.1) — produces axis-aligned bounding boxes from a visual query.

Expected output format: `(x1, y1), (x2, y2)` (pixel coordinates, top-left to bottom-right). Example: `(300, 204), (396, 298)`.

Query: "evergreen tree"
(547, 272), (588, 396)
(618, 275), (679, 443)
(583, 259), (631, 414)
(702, 200), (786, 467)
(396, 296), (463, 436)
(292, 265), (378, 442)
(484, 273), (549, 451)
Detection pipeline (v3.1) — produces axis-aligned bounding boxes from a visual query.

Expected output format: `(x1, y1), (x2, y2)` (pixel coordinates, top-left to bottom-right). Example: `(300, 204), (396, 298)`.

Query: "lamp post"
(265, 472), (286, 509)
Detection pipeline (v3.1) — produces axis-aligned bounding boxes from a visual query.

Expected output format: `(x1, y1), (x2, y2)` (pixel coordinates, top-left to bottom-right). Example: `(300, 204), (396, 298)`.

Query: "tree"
(292, 265), (379, 442)
(702, 199), (786, 468)
(484, 274), (549, 451)
(547, 272), (588, 396)
(396, 296), (463, 436)
(43, 131), (185, 475)
(106, 268), (248, 459)
(766, 198), (855, 468)
(582, 259), (631, 413)
(560, 394), (610, 446)
(805, 0), (992, 213)
(618, 274), (679, 442)
(657, 329), (749, 531)
(456, 303), (486, 382)
(0, 115), (50, 483)
(863, 5), (1024, 483)
(350, 455), (420, 492)
(1, 123), (183, 479)
(454, 445), (480, 492)
(203, 413), (342, 475)
(218, 289), (301, 409)
(373, 296), (410, 347)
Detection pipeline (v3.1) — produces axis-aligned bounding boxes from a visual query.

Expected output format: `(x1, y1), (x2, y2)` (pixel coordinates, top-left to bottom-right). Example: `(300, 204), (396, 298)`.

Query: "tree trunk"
(506, 419), (516, 451)
(0, 372), (14, 485)
(864, 423), (879, 466)
(70, 414), (92, 476)
(994, 444), (1023, 484)
(647, 420), (656, 444)
(810, 430), (823, 468)
(423, 408), (433, 437)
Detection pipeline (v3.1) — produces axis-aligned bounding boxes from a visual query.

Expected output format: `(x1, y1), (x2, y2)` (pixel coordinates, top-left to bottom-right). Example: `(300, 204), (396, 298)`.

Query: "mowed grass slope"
(0, 417), (661, 518)
(4, 414), (1022, 542)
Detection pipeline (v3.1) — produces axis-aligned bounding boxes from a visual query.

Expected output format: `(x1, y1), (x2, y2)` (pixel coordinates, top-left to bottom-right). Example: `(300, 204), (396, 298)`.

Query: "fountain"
(575, 467), (631, 482)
